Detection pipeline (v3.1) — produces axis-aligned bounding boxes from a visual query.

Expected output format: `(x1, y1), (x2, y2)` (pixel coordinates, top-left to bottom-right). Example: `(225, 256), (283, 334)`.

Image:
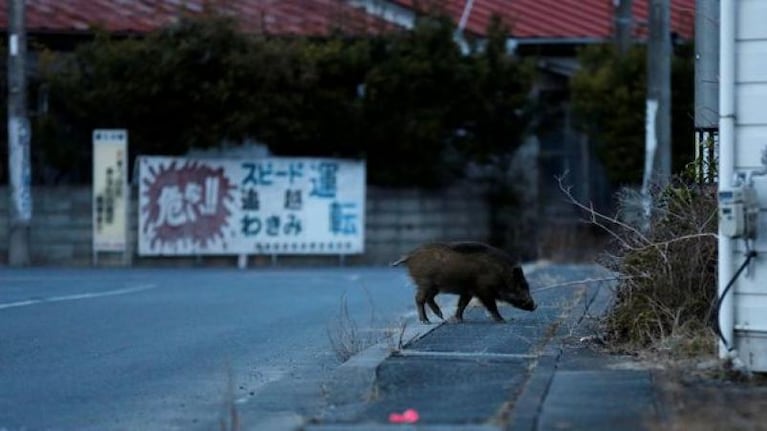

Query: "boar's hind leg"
(477, 294), (505, 322)
(415, 290), (430, 323)
(453, 293), (471, 322)
(426, 291), (444, 320)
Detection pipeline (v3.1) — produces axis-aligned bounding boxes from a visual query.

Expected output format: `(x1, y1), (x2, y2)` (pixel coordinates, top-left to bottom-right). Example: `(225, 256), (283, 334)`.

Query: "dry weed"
(559, 174), (718, 356)
(327, 293), (376, 362)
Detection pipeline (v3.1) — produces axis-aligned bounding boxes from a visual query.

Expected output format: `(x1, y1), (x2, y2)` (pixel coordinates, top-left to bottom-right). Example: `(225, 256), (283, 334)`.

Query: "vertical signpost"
(643, 0), (672, 218)
(92, 130), (129, 265)
(7, 0), (31, 266)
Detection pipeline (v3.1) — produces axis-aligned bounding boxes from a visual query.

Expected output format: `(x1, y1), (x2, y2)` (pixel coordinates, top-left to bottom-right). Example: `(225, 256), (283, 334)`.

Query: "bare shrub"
(327, 292), (380, 362)
(559, 175), (718, 355)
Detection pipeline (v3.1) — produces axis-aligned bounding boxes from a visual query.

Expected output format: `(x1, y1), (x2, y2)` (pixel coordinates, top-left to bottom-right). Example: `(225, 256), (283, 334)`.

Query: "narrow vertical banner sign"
(92, 130), (129, 253)
(138, 157), (366, 256)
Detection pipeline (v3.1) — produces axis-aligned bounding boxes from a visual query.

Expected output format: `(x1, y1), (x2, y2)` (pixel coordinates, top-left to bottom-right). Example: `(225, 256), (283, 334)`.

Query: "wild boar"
(392, 241), (536, 323)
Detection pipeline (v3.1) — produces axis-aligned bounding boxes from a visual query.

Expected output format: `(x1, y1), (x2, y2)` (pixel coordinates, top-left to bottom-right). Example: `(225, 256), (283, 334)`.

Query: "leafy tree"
(44, 17), (252, 175)
(361, 15), (471, 186)
(0, 46), (6, 184)
(459, 16), (533, 164)
(251, 36), (373, 158)
(36, 13), (533, 187)
(361, 14), (532, 186)
(571, 44), (694, 186)
(571, 45), (647, 185)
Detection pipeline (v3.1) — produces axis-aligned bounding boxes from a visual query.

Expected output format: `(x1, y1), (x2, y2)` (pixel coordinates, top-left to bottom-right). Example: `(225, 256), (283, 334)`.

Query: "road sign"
(92, 129), (129, 258)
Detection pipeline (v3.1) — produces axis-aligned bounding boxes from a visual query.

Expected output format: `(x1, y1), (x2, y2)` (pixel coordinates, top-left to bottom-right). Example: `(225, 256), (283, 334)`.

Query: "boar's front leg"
(452, 293), (472, 322)
(426, 291), (444, 320)
(477, 293), (505, 322)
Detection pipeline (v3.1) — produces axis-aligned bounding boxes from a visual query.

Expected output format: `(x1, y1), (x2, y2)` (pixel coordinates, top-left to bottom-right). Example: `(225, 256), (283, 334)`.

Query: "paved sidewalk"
(305, 264), (663, 431)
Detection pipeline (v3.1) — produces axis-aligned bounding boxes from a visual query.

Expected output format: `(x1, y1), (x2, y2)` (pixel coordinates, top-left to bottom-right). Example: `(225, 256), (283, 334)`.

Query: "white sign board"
(138, 156), (366, 256)
(92, 129), (128, 252)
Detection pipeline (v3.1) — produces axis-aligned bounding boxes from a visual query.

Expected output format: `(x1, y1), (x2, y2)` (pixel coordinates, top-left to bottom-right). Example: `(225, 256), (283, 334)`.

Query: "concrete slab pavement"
(306, 264), (664, 431)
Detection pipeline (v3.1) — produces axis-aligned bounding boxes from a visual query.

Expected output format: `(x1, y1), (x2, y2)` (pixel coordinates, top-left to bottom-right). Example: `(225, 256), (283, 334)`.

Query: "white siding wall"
(732, 0), (767, 364)
(735, 0), (767, 171)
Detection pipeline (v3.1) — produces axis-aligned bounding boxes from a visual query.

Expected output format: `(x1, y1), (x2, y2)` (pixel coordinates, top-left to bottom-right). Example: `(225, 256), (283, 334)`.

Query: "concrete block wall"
(0, 184), (491, 267)
(0, 187), (93, 265)
(364, 185), (490, 264)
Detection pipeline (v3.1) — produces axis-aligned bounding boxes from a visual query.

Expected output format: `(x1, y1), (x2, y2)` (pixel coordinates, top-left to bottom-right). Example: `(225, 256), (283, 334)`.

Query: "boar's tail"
(390, 255), (409, 267)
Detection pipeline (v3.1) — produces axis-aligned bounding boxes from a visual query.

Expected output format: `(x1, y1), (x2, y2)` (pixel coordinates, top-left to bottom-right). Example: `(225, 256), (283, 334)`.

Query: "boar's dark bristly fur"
(392, 241), (536, 323)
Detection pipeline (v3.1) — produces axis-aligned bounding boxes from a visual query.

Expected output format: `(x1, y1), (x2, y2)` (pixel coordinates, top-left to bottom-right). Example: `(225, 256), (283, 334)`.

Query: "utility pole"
(7, 0), (32, 266)
(643, 0), (672, 197)
(614, 0), (633, 55)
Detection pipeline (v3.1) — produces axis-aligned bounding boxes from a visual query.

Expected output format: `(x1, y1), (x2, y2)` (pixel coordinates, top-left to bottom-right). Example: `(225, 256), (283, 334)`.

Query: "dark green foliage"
(671, 43), (696, 176)
(571, 44), (694, 186)
(43, 18), (260, 181)
(33, 13), (532, 186)
(0, 46), (6, 184)
(571, 45), (645, 185)
(362, 15), (469, 187)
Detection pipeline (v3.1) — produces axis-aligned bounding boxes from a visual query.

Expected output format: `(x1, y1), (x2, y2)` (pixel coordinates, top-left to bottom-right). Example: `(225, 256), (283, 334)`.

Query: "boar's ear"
(512, 266), (525, 281)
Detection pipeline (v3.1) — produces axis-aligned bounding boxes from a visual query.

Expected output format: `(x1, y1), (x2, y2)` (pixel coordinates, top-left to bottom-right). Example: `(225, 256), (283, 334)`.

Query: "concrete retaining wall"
(0, 185), (491, 267)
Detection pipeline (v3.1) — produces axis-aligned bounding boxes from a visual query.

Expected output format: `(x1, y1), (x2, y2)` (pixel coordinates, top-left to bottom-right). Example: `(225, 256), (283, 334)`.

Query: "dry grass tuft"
(327, 293), (377, 362)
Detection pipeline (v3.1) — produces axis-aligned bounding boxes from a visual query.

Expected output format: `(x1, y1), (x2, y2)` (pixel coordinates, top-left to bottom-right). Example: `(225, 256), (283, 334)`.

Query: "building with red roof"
(0, 0), (695, 79)
(0, 0), (696, 219)
(0, 0), (694, 41)
(0, 0), (392, 36)
(383, 0), (694, 40)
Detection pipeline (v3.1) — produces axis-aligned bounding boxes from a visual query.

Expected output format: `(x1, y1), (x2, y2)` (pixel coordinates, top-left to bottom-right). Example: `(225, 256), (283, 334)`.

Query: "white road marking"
(396, 350), (538, 360)
(0, 284), (157, 310)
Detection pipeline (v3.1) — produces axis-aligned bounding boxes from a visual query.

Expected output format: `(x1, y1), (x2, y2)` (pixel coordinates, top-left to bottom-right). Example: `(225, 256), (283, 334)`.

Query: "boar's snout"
(503, 265), (537, 312)
(497, 286), (537, 312)
(521, 298), (537, 311)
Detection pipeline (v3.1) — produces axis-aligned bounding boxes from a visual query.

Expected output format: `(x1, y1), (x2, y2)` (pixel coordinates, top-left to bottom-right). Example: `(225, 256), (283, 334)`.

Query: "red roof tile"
(0, 0), (394, 36)
(0, 0), (695, 40)
(393, 0), (694, 40)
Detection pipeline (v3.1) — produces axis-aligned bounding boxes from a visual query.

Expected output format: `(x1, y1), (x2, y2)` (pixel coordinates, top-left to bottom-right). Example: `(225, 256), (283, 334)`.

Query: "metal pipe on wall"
(718, 0), (736, 358)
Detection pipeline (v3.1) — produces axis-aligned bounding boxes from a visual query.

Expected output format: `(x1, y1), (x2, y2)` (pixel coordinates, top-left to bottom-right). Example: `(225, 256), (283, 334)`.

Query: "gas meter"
(719, 185), (759, 239)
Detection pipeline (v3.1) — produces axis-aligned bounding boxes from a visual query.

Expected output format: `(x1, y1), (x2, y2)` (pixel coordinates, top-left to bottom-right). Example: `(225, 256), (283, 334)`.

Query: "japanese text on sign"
(138, 157), (366, 256)
(93, 130), (128, 252)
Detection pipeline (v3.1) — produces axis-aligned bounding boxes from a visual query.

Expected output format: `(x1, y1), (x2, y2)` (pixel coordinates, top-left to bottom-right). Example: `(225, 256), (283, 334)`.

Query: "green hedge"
(570, 44), (694, 186)
(32, 14), (533, 187)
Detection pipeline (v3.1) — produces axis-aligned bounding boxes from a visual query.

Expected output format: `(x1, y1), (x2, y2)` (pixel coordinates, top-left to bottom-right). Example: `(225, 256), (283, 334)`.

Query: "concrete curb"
(323, 311), (455, 408)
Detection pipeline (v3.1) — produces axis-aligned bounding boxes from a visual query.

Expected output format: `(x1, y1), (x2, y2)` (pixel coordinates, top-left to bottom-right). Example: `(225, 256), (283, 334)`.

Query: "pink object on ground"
(388, 408), (420, 424)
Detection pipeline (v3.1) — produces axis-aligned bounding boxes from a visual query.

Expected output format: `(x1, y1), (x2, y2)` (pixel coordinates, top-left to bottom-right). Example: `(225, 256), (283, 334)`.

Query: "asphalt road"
(0, 267), (417, 431)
